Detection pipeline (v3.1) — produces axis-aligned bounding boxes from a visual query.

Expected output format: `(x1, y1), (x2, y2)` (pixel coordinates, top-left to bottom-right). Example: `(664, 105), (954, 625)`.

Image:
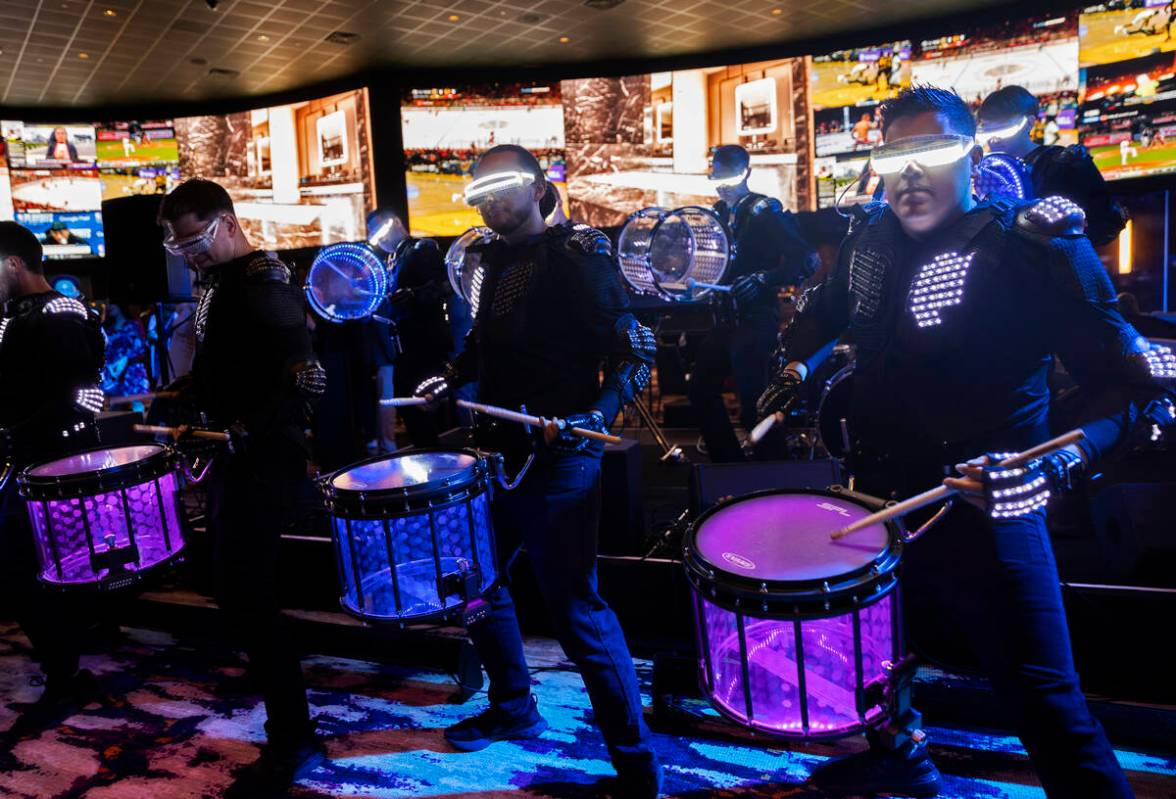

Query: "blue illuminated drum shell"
(320, 449), (498, 624)
(305, 242), (394, 323)
(975, 153), (1033, 202)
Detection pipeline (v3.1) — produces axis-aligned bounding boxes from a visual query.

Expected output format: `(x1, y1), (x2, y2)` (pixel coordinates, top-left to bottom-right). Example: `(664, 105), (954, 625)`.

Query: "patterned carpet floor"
(0, 623), (1174, 799)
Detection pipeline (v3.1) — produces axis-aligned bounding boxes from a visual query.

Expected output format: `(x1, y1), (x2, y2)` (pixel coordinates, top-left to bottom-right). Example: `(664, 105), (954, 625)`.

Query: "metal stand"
(631, 396), (684, 462)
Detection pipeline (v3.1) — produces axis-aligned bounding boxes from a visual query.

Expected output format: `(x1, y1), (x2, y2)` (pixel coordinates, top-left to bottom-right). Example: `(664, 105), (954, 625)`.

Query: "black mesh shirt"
(190, 251), (319, 457)
(451, 223), (632, 449)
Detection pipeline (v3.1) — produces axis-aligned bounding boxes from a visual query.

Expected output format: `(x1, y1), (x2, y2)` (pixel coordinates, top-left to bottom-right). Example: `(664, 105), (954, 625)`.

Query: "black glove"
(412, 368), (454, 410)
(980, 449), (1085, 520)
(731, 272), (768, 305)
(756, 369), (802, 419)
(549, 410), (607, 454)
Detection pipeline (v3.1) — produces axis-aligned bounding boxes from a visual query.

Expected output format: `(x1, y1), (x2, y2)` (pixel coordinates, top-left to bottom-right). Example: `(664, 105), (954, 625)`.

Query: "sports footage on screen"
(2, 122), (98, 169)
(401, 83), (566, 238)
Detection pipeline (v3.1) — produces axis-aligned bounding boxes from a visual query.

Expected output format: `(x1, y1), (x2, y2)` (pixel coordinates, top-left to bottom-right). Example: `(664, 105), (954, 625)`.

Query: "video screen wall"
(176, 87), (376, 250)
(1, 88), (375, 259)
(401, 83), (565, 237)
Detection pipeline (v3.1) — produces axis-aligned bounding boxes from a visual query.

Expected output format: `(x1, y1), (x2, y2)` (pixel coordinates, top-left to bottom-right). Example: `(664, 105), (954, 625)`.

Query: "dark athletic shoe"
(598, 757), (664, 798)
(444, 695), (548, 752)
(223, 731), (324, 799)
(6, 669), (101, 740)
(808, 738), (942, 798)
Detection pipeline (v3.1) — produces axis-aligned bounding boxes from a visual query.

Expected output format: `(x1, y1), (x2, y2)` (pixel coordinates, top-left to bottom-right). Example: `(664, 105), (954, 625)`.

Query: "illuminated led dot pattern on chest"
(0, 318), (11, 350)
(908, 251), (975, 328)
(1145, 345), (1176, 378)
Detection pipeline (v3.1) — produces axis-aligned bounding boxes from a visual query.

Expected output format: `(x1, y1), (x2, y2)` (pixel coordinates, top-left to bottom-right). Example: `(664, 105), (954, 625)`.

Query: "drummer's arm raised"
(773, 238), (852, 378)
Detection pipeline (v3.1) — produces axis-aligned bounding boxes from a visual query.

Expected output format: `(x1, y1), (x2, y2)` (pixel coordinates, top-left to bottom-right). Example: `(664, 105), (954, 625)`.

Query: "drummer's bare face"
(472, 152), (545, 241)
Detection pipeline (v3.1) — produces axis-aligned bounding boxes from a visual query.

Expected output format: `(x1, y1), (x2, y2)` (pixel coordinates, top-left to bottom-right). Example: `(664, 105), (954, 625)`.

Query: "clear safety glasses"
(976, 116), (1029, 149)
(463, 170), (537, 207)
(163, 215), (224, 257)
(869, 134), (975, 176)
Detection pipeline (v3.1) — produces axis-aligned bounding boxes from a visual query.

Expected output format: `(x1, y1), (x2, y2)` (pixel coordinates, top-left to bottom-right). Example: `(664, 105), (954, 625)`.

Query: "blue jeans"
(901, 502), (1133, 798)
(469, 452), (656, 774)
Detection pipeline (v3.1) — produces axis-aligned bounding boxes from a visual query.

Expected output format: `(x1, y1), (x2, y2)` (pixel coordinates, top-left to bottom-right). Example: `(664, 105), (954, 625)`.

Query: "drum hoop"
(324, 477), (489, 519)
(38, 549), (186, 592)
(816, 363), (854, 460)
(17, 444), (177, 500)
(648, 205), (730, 303)
(340, 595), (471, 627)
(683, 487), (902, 612)
(321, 447), (489, 508)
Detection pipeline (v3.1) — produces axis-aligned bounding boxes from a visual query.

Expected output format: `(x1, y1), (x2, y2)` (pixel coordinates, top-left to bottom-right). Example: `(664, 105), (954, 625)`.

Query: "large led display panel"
(401, 83), (565, 237)
(176, 88), (376, 250)
(562, 60), (810, 228)
(97, 120), (181, 201)
(811, 41), (910, 209)
(1079, 2), (1176, 180)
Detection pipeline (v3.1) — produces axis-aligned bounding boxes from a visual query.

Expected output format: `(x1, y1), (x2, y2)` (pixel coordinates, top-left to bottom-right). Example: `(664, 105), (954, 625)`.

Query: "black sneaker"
(6, 669), (101, 740)
(223, 732), (324, 799)
(598, 757), (664, 799)
(808, 738), (941, 798)
(444, 695), (548, 752)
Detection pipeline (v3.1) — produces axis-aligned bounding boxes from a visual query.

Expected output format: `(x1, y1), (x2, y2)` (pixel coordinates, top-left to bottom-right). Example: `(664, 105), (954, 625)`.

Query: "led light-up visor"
(163, 215), (224, 257)
(870, 135), (975, 176)
(708, 169), (750, 188)
(463, 170), (537, 207)
(976, 116), (1028, 150)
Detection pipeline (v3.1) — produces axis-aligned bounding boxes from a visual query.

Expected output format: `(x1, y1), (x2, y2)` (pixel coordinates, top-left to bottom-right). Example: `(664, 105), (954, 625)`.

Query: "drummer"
(156, 179), (328, 799)
(690, 144), (817, 462)
(0, 221), (106, 737)
(411, 144), (663, 798)
(757, 86), (1172, 797)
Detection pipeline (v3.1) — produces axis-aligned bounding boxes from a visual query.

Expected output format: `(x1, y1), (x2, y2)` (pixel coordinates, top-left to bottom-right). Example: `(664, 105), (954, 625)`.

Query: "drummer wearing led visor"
(157, 179), (328, 799)
(0, 221), (106, 742)
(412, 145), (662, 798)
(757, 87), (1172, 797)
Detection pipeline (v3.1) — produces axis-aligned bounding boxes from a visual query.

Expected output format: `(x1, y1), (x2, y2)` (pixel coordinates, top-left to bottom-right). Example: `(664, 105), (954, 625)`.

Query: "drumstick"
(684, 279), (733, 293)
(133, 424), (231, 442)
(829, 429), (1086, 541)
(749, 411), (783, 445)
(380, 397), (430, 407)
(108, 391), (178, 406)
(456, 399), (623, 445)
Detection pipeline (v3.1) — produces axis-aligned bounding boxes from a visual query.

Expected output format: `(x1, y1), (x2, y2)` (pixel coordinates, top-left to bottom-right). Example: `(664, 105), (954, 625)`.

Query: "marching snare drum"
(684, 488), (903, 738)
(616, 206), (731, 301)
(17, 444), (187, 590)
(321, 449), (499, 625)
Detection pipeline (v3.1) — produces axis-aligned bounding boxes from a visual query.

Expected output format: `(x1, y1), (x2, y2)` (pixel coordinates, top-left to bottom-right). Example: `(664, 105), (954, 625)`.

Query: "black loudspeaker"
(102, 194), (193, 303)
(689, 458), (843, 513)
(599, 438), (644, 555)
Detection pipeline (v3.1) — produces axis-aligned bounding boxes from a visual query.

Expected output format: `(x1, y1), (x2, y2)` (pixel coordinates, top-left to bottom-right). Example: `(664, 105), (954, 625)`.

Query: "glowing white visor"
(464, 170), (536, 206)
(163, 215), (223, 257)
(708, 169), (750, 187)
(977, 116), (1028, 149)
(870, 134), (974, 176)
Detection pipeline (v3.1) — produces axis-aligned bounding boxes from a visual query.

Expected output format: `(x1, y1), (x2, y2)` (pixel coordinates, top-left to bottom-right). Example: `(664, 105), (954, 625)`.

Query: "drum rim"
(322, 447), (489, 504)
(683, 486), (902, 612)
(38, 549), (186, 592)
(648, 205), (731, 303)
(304, 241), (388, 323)
(816, 363), (854, 461)
(17, 443), (177, 498)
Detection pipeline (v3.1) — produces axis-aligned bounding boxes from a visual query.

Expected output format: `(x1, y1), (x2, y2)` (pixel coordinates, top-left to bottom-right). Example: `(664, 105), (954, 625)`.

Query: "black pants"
(0, 479), (80, 683)
(207, 445), (311, 747)
(893, 496), (1132, 797)
(467, 452), (657, 775)
(688, 317), (778, 463)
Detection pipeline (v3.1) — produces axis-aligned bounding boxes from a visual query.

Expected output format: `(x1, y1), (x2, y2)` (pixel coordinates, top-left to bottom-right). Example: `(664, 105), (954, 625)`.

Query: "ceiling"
(0, 0), (999, 109)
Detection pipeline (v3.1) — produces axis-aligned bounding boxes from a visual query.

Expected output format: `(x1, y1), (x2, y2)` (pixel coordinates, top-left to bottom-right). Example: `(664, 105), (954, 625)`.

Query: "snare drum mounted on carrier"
(18, 444), (187, 591)
(321, 448), (499, 625)
(684, 487), (904, 738)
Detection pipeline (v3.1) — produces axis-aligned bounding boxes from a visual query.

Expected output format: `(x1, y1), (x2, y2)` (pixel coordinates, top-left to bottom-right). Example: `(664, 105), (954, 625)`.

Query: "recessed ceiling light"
(447, 13), (459, 21)
(559, 35), (570, 43)
(257, 33), (270, 41)
(103, 8), (117, 16)
(770, 7), (782, 14)
(190, 56), (208, 65)
(78, 51), (90, 59)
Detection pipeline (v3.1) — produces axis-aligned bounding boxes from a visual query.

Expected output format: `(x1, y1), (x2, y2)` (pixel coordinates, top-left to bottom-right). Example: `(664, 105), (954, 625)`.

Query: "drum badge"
(722, 551), (757, 570)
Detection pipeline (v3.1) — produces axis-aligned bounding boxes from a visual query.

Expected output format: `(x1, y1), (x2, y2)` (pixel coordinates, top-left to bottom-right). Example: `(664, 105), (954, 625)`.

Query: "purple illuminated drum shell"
(17, 444), (186, 590)
(683, 488), (902, 739)
(320, 449), (498, 625)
